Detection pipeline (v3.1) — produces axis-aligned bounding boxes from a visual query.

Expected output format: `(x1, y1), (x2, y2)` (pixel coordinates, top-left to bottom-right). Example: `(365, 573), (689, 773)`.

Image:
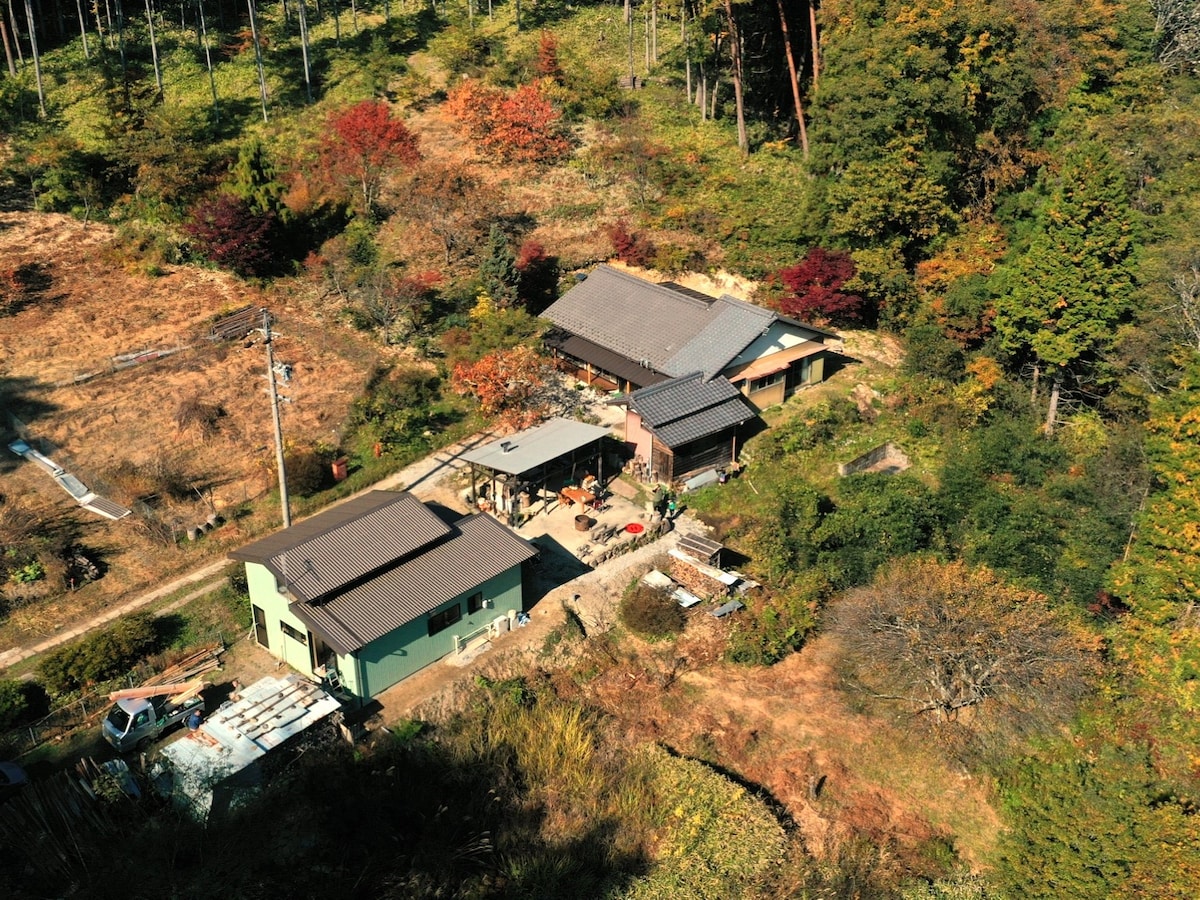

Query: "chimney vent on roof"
(501, 441), (514, 453)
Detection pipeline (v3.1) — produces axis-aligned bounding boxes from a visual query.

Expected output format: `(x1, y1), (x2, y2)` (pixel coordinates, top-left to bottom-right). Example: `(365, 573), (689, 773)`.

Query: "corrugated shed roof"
(460, 417), (612, 476)
(161, 674), (341, 818)
(229, 492), (452, 603)
(628, 374), (755, 449)
(546, 330), (671, 388)
(289, 514), (538, 655)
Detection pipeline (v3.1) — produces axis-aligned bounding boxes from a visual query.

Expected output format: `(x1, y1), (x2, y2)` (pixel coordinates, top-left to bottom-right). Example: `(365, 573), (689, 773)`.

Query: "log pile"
(668, 556), (731, 601)
(141, 643), (224, 687)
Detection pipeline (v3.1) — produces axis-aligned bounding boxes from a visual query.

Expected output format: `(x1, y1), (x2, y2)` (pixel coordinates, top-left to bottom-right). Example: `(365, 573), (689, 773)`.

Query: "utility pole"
(262, 309), (291, 528)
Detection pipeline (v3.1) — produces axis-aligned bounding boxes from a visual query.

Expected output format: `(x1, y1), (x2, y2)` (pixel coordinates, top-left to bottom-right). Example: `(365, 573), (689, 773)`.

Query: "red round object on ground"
(626, 523), (645, 534)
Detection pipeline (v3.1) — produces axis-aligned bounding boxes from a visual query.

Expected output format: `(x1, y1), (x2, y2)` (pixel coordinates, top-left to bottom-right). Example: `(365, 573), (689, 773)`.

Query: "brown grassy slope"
(0, 212), (378, 646)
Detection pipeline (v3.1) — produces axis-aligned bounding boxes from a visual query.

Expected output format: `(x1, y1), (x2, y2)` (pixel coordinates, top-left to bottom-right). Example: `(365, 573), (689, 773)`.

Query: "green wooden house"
(229, 490), (537, 701)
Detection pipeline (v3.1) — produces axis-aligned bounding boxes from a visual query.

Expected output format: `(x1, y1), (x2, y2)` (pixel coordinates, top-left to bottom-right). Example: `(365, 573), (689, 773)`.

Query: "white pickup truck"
(102, 682), (207, 753)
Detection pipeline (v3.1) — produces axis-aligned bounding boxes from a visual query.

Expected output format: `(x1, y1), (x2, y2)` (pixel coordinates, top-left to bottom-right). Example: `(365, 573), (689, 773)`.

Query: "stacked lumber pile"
(142, 643), (224, 687)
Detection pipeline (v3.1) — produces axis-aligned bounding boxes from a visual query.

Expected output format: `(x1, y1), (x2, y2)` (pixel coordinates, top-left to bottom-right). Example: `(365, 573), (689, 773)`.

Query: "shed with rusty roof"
(230, 491), (537, 700)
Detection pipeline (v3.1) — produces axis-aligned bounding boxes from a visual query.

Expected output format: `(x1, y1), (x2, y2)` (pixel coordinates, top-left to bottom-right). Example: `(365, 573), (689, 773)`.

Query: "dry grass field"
(0, 211), (380, 647)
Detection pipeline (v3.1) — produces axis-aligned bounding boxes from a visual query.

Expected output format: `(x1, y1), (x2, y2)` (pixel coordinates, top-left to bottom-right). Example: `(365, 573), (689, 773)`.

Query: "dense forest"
(3, 0), (1200, 896)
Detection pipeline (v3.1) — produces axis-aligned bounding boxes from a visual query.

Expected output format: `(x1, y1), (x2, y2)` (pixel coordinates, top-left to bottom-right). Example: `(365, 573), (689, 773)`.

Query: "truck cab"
(103, 692), (205, 753)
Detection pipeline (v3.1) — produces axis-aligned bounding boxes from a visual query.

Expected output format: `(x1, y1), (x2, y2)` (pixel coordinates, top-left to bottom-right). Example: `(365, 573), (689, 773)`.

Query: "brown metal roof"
(229, 491), (452, 603)
(287, 513), (538, 656)
(723, 340), (828, 382)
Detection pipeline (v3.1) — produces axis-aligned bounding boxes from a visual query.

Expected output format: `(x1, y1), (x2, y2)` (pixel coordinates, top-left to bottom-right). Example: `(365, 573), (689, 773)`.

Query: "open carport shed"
(461, 418), (612, 518)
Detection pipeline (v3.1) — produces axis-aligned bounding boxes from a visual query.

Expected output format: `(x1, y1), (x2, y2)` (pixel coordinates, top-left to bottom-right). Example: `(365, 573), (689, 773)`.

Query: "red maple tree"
(774, 248), (864, 324)
(515, 239), (559, 313)
(537, 32), (564, 83)
(185, 195), (281, 277)
(321, 100), (421, 215)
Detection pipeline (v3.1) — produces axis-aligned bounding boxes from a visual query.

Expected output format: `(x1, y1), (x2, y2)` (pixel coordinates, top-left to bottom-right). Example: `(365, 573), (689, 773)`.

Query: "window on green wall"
(281, 621), (307, 643)
(467, 591), (484, 614)
(428, 603), (462, 636)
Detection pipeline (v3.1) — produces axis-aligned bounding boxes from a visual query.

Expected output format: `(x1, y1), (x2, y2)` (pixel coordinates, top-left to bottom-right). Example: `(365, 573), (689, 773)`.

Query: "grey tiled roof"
(287, 513), (538, 656)
(665, 300), (777, 377)
(628, 374), (755, 449)
(229, 491), (452, 604)
(544, 266), (712, 370)
(545, 266), (788, 377)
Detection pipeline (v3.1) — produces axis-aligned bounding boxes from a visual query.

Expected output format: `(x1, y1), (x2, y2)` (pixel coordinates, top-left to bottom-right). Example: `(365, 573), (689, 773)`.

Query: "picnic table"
(559, 486), (595, 507)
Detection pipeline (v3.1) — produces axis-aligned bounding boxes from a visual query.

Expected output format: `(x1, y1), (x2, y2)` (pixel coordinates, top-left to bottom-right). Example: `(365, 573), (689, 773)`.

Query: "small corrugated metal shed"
(461, 418), (610, 477)
(160, 674), (340, 819)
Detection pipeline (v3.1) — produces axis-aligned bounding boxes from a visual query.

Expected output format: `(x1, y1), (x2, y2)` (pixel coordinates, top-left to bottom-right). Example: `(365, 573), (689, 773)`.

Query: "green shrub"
(620, 584), (685, 640)
(285, 445), (336, 497)
(0, 679), (38, 729)
(8, 559), (45, 584)
(37, 613), (160, 694)
(725, 574), (829, 666)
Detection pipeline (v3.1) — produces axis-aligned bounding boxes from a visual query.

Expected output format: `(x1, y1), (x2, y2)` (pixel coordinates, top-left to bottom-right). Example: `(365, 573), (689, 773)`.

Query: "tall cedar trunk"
(331, 0), (339, 45)
(652, 0), (657, 65)
(682, 1), (690, 102)
(73, 0), (88, 56)
(115, 0), (127, 79)
(7, 0), (23, 64)
(196, 0), (217, 119)
(247, 0), (268, 121)
(23, 0), (45, 114)
(722, 0), (748, 153)
(808, 0), (819, 90)
(102, 0), (114, 49)
(624, 0), (633, 83)
(92, 0), (106, 50)
(776, 0), (808, 156)
(296, 0), (312, 102)
(0, 14), (15, 75)
(1044, 370), (1062, 434)
(144, 0), (162, 97)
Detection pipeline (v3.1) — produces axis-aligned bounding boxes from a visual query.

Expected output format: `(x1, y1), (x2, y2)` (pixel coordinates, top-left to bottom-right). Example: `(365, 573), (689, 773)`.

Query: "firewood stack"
(668, 557), (731, 601)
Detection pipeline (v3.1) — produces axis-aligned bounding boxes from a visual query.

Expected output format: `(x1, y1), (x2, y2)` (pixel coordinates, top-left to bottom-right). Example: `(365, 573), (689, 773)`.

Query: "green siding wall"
(245, 562), (319, 679)
(244, 561), (526, 701)
(357, 565), (525, 698)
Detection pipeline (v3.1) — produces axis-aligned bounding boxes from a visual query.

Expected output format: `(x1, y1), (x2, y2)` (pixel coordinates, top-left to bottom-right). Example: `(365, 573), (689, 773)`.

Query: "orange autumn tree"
(446, 80), (572, 164)
(451, 344), (548, 429)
